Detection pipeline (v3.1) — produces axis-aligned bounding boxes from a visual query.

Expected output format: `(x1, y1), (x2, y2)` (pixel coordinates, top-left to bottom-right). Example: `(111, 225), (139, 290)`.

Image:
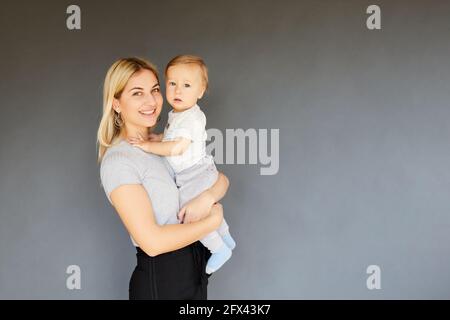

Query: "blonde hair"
(96, 57), (159, 162)
(165, 55), (209, 91)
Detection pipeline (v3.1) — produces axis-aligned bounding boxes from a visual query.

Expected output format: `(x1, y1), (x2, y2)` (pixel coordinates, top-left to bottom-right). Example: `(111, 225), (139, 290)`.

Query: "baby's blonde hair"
(165, 55), (209, 91)
(96, 57), (159, 162)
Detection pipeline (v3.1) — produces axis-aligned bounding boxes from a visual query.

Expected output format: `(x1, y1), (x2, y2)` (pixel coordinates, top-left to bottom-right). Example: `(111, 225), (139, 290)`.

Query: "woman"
(97, 57), (229, 299)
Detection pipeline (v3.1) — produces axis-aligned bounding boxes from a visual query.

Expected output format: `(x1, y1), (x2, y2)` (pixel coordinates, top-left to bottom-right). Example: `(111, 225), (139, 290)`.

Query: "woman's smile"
(139, 108), (157, 119)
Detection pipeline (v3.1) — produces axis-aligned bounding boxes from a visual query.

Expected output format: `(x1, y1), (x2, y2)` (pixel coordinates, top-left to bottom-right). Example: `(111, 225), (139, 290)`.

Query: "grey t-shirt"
(100, 139), (180, 246)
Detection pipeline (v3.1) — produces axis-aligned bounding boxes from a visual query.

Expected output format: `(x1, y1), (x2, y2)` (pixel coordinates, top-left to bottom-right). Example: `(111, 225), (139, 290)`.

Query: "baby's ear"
(198, 86), (206, 99)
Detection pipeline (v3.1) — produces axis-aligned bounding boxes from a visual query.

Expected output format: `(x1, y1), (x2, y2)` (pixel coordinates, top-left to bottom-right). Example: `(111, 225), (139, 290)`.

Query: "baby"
(128, 55), (236, 274)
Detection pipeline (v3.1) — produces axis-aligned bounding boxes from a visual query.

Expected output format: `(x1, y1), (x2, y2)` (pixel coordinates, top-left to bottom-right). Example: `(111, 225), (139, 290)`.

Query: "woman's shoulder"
(101, 140), (137, 169)
(99, 141), (143, 202)
(101, 139), (171, 177)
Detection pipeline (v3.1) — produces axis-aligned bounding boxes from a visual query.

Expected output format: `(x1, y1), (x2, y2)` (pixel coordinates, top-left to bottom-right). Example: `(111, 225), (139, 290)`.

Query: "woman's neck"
(120, 124), (148, 140)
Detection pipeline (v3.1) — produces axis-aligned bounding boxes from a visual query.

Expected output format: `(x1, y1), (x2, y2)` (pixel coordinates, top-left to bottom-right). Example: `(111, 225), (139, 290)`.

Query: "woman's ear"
(113, 98), (120, 112)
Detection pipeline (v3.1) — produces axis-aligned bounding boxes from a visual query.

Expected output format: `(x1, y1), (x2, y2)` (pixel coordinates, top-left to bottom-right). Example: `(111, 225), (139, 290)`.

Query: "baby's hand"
(127, 133), (151, 151)
(127, 132), (145, 145)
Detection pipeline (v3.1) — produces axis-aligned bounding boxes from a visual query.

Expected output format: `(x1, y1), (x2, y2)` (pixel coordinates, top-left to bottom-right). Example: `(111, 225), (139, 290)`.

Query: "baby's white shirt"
(163, 104), (208, 173)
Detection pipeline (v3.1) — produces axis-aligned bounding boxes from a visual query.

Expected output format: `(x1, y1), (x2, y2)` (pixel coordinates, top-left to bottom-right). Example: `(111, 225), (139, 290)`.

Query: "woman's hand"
(178, 190), (215, 224)
(208, 203), (224, 229)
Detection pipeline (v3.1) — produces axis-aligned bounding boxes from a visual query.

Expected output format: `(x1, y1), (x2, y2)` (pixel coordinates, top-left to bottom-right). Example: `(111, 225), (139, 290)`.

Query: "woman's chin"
(137, 114), (159, 127)
(144, 120), (157, 127)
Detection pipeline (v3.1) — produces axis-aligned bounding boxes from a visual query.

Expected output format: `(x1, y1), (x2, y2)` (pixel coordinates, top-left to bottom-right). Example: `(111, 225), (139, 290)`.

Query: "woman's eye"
(133, 92), (143, 96)
(152, 88), (160, 93)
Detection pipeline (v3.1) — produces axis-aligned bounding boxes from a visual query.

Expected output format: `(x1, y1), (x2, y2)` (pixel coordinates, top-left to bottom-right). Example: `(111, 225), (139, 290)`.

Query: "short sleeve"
(164, 127), (193, 141)
(100, 153), (141, 204)
(162, 157), (176, 180)
(164, 111), (206, 142)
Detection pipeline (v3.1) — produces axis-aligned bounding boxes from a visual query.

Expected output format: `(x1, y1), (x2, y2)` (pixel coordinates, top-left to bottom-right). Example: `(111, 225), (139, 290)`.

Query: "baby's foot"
(222, 233), (236, 250)
(205, 244), (232, 274)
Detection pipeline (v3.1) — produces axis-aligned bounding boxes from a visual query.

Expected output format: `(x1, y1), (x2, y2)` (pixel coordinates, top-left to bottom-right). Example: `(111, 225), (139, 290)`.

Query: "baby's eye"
(184, 84), (191, 88)
(169, 82), (176, 86)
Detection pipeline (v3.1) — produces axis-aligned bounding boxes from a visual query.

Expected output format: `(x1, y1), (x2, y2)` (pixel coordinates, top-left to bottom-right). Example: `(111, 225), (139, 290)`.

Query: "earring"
(114, 110), (123, 127)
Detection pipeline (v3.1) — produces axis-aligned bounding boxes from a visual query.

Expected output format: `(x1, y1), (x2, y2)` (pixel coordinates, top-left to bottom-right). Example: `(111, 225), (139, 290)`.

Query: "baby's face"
(165, 64), (205, 112)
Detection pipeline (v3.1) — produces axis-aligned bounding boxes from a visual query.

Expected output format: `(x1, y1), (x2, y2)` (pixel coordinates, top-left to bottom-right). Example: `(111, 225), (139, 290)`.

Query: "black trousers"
(129, 241), (211, 300)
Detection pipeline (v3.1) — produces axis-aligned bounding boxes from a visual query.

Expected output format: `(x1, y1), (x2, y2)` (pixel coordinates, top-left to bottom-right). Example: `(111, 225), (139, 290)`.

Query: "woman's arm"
(178, 172), (230, 224)
(206, 172), (230, 203)
(110, 184), (223, 257)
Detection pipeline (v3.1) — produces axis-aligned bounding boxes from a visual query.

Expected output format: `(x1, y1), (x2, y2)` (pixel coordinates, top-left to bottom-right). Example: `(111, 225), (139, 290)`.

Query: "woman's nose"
(144, 92), (157, 106)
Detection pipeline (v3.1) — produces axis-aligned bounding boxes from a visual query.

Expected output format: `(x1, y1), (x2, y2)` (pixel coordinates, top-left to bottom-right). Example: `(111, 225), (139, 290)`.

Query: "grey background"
(0, 0), (449, 299)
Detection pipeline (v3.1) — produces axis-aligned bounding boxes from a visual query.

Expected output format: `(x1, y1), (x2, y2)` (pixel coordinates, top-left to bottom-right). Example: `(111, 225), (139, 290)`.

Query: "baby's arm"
(128, 135), (191, 157)
(148, 132), (163, 142)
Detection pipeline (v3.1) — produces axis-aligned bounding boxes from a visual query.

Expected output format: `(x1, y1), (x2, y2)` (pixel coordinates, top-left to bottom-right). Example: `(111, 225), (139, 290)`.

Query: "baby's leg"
(175, 158), (233, 273)
(201, 231), (232, 274)
(217, 219), (236, 250)
(217, 219), (229, 236)
(176, 158), (219, 209)
(201, 231), (224, 252)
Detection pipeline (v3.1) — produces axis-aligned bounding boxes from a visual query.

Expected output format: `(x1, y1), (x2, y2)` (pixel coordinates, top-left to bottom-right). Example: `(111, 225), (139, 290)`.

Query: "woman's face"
(114, 69), (163, 131)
